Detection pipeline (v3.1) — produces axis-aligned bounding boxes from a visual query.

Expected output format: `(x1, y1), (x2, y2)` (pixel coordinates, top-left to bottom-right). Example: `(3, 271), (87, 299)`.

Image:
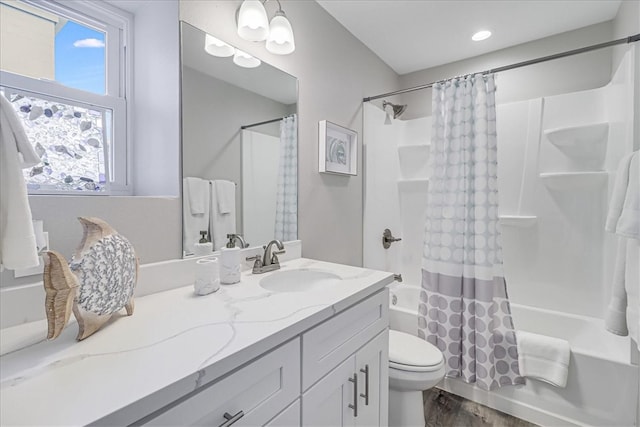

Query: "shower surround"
(363, 50), (638, 426)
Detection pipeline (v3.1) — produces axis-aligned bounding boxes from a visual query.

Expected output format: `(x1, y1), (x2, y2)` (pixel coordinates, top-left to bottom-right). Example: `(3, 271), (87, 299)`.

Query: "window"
(0, 0), (131, 194)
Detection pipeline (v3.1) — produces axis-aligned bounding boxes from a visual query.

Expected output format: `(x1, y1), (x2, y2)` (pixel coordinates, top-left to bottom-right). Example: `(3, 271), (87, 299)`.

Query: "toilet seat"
(389, 330), (444, 372)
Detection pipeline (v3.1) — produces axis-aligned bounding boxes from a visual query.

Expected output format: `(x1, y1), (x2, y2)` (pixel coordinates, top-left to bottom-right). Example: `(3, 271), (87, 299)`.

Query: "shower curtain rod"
(363, 33), (640, 102)
(241, 114), (293, 130)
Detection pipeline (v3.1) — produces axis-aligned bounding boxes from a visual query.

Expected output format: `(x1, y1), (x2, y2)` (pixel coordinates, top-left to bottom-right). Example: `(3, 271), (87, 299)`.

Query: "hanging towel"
(182, 177), (210, 255)
(606, 238), (629, 335)
(605, 152), (639, 348)
(214, 180), (235, 215)
(184, 177), (208, 215)
(210, 180), (236, 250)
(516, 331), (571, 388)
(625, 239), (639, 350)
(606, 151), (639, 238)
(0, 94), (41, 270)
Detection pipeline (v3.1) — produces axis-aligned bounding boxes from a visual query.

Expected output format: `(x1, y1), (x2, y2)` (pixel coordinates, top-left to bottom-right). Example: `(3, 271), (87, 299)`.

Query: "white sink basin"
(260, 269), (342, 292)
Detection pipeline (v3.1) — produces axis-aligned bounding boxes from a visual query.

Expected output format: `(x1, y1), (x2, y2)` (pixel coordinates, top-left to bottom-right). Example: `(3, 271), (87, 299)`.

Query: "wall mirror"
(180, 22), (298, 256)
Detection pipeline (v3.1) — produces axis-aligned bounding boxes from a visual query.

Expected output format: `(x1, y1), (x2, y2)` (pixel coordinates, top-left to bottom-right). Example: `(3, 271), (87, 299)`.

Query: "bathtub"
(388, 283), (639, 427)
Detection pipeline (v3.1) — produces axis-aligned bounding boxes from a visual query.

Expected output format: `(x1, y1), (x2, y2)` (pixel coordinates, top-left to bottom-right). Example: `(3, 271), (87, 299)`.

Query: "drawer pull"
(219, 410), (244, 427)
(348, 373), (358, 417)
(359, 365), (369, 405)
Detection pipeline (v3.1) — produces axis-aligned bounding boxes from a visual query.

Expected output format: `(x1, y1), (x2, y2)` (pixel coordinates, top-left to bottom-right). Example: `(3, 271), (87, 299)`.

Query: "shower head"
(382, 100), (408, 119)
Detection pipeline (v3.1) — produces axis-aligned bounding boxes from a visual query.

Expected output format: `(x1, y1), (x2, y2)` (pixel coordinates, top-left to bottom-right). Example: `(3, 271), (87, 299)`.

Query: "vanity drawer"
(301, 289), (388, 390)
(143, 338), (300, 427)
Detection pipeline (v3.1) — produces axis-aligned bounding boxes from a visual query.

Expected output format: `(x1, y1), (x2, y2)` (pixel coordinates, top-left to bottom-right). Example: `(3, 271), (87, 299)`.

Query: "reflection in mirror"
(180, 22), (298, 257)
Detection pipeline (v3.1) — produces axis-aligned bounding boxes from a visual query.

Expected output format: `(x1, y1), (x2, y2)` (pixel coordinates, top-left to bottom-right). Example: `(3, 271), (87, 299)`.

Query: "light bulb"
(237, 0), (269, 42)
(266, 12), (295, 55)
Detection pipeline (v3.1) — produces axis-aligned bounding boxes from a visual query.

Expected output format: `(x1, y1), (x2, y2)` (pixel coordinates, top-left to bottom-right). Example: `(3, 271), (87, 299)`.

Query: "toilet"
(388, 330), (446, 427)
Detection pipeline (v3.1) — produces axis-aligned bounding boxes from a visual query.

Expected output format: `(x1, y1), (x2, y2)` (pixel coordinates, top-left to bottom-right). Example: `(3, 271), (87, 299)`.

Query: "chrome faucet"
(226, 233), (249, 249)
(246, 239), (286, 274)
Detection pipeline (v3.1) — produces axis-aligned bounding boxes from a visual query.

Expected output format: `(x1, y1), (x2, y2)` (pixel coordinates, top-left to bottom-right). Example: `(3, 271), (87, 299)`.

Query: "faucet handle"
(246, 255), (261, 262)
(271, 249), (286, 264)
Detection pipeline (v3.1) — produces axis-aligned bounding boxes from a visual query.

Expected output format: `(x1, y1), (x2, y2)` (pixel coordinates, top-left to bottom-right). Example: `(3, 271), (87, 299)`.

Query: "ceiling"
(181, 22), (297, 105)
(316, 0), (623, 75)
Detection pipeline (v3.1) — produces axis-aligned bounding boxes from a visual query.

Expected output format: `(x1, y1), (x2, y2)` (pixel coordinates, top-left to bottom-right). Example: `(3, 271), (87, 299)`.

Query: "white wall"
(396, 22), (614, 120)
(180, 0), (400, 266)
(124, 0), (181, 197)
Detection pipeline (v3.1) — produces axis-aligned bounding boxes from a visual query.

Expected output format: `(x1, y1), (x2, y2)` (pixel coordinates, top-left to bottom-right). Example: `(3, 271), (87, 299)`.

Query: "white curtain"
(418, 74), (524, 390)
(274, 114), (297, 241)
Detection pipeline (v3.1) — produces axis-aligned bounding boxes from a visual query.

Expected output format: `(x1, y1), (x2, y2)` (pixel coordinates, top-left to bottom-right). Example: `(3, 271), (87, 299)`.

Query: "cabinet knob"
(219, 410), (244, 427)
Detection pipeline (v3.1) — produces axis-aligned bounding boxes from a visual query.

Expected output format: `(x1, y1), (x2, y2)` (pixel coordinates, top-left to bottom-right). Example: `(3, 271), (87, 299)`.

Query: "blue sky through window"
(55, 21), (105, 94)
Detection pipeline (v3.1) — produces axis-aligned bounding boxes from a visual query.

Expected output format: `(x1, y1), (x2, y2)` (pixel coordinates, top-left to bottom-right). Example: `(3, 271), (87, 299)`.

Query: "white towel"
(606, 151), (639, 239)
(606, 238), (629, 336)
(0, 94), (40, 270)
(209, 180), (236, 250)
(182, 178), (210, 255)
(605, 152), (639, 347)
(625, 239), (639, 350)
(516, 330), (570, 388)
(214, 180), (235, 214)
(184, 177), (208, 215)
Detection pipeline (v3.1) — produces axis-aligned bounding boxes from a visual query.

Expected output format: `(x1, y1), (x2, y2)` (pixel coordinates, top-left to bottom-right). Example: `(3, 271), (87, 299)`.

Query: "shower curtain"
(274, 114), (297, 241)
(418, 74), (524, 390)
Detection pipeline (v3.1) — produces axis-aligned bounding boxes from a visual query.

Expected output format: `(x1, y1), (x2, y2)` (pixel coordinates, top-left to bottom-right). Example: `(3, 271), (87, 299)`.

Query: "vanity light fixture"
(237, 0), (270, 41)
(204, 34), (235, 57)
(237, 0), (296, 55)
(233, 49), (262, 68)
(472, 30), (492, 41)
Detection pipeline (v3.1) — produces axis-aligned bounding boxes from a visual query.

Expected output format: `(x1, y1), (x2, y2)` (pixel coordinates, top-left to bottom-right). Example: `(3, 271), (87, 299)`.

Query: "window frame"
(0, 0), (133, 195)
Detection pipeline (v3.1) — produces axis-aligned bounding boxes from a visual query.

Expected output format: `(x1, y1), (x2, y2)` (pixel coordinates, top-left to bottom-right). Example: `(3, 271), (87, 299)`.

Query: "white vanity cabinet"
(137, 290), (389, 427)
(302, 290), (389, 427)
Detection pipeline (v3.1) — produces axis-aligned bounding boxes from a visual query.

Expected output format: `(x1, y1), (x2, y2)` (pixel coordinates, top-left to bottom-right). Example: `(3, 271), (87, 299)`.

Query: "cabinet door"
(302, 356), (357, 427)
(355, 330), (389, 427)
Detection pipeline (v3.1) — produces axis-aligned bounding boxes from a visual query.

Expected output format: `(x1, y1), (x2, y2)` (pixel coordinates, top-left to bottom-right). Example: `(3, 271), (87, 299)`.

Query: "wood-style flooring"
(423, 388), (538, 427)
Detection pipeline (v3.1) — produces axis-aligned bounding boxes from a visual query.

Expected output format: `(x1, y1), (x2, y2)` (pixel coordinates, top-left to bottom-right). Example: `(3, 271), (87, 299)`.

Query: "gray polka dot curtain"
(418, 74), (525, 390)
(275, 114), (297, 241)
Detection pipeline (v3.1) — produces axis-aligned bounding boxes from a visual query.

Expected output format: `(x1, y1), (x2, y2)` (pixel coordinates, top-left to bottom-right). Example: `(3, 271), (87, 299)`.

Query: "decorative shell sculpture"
(43, 217), (138, 341)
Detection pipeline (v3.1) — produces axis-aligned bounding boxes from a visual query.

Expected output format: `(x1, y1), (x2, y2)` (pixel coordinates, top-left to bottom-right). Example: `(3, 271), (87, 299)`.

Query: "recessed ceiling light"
(472, 30), (492, 41)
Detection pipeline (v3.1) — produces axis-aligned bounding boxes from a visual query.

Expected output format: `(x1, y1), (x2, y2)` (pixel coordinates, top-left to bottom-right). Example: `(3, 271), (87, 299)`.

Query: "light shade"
(233, 50), (261, 68)
(266, 11), (295, 55)
(204, 34), (235, 57)
(472, 30), (492, 41)
(237, 0), (269, 42)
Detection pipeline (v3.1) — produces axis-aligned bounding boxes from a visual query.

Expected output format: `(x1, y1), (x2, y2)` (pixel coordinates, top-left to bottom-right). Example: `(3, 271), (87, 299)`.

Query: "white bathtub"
(388, 284), (639, 427)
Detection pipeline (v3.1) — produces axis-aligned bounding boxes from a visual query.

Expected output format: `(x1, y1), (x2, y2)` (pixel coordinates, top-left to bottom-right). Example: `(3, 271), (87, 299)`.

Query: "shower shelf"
(397, 178), (429, 192)
(540, 171), (608, 190)
(544, 123), (609, 148)
(498, 215), (537, 227)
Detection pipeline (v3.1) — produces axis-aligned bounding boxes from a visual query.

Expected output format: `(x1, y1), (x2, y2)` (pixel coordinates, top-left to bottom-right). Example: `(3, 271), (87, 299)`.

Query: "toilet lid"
(389, 330), (443, 368)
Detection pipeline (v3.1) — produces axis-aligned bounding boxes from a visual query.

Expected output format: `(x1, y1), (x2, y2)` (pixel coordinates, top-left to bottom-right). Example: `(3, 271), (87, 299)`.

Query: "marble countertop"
(0, 258), (393, 426)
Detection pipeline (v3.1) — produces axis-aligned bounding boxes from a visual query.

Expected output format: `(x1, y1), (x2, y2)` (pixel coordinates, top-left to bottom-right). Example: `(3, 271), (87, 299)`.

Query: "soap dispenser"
(193, 230), (213, 256)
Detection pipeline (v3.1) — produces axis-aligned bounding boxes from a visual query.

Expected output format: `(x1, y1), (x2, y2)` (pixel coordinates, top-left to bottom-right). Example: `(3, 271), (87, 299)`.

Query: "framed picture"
(318, 120), (358, 176)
